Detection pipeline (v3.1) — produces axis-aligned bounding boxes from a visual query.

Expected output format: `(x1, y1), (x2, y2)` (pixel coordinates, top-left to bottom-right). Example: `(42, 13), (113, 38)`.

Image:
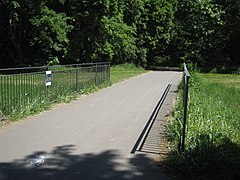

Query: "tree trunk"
(16, 45), (23, 65)
(9, 15), (24, 66)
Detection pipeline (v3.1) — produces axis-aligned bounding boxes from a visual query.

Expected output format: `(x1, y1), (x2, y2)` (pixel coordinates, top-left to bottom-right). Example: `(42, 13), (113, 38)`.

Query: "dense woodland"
(0, 0), (239, 71)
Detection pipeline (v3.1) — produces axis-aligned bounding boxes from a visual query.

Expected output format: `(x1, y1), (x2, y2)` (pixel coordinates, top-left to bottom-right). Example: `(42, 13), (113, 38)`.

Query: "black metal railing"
(0, 62), (110, 119)
(179, 63), (191, 152)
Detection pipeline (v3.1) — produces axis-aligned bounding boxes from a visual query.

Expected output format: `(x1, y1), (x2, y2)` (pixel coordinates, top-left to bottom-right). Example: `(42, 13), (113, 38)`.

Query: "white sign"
(45, 71), (52, 86)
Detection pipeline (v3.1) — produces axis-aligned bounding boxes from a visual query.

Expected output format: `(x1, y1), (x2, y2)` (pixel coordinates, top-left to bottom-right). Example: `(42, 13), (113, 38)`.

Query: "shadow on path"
(0, 145), (166, 180)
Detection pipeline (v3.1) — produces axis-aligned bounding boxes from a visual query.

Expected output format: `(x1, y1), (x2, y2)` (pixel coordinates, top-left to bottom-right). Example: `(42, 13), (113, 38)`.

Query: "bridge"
(0, 71), (181, 180)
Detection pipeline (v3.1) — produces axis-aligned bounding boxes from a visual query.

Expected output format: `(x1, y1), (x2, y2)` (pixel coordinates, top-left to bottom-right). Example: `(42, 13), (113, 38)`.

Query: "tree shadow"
(162, 135), (240, 180)
(0, 145), (166, 180)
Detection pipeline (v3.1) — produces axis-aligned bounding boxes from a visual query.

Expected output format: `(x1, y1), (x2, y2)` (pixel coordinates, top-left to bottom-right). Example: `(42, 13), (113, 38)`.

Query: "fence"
(0, 62), (110, 119)
(179, 63), (191, 152)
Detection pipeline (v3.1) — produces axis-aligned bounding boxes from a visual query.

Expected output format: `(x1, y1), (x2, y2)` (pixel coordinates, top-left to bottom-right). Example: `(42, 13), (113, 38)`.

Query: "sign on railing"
(45, 71), (52, 86)
(179, 63), (190, 152)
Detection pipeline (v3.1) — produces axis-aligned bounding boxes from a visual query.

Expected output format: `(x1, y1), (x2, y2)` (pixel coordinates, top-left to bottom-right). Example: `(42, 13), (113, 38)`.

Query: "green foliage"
(97, 15), (137, 64)
(0, 0), (73, 66)
(0, 0), (239, 69)
(143, 0), (176, 66)
(174, 0), (240, 69)
(30, 5), (73, 64)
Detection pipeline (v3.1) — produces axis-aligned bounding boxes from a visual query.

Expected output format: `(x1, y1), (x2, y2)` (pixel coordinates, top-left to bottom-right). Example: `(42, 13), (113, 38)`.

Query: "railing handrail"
(183, 63), (190, 78)
(0, 62), (111, 72)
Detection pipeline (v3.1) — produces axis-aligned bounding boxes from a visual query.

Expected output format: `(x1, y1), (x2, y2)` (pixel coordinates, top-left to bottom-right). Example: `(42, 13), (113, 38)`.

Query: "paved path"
(0, 71), (181, 180)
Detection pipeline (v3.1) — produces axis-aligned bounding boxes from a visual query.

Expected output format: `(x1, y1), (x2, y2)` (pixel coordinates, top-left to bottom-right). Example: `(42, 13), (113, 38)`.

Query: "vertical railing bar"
(24, 73), (26, 106)
(180, 63), (190, 152)
(8, 75), (10, 115)
(95, 64), (98, 86)
(18, 74), (21, 113)
(10, 75), (13, 114)
(3, 76), (6, 115)
(100, 65), (102, 83)
(13, 75), (16, 110)
(76, 65), (79, 93)
(26, 74), (28, 105)
(6, 76), (9, 115)
(15, 74), (18, 112)
(0, 76), (3, 117)
(63, 68), (65, 95)
(70, 67), (73, 93)
(60, 69), (62, 95)
(31, 73), (33, 103)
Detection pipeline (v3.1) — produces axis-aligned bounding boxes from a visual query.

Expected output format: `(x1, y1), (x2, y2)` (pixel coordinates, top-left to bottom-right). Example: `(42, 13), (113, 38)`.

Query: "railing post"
(76, 65), (79, 93)
(107, 63), (110, 81)
(95, 63), (98, 86)
(180, 63), (190, 152)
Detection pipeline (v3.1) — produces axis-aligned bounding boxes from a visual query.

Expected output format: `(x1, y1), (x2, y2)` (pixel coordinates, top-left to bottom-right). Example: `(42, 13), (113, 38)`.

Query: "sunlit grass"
(164, 73), (240, 179)
(201, 73), (240, 89)
(110, 63), (148, 84)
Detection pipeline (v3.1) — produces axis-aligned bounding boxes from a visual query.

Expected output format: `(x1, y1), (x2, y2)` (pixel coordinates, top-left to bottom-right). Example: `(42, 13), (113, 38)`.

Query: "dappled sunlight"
(0, 145), (165, 180)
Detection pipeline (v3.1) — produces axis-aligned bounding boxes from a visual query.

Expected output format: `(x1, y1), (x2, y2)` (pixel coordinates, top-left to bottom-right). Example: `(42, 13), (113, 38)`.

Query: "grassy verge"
(0, 63), (147, 123)
(164, 73), (240, 180)
(110, 63), (147, 84)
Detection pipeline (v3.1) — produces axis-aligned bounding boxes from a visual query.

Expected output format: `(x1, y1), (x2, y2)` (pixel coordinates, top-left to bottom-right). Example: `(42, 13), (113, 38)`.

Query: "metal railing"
(179, 63), (191, 152)
(0, 62), (110, 119)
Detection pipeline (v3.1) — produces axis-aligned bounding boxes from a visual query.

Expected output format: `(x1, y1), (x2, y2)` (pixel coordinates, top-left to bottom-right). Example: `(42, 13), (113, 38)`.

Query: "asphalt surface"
(0, 71), (182, 180)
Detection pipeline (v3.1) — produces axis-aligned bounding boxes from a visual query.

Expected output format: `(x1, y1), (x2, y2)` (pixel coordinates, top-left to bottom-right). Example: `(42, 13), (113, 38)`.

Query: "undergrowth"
(164, 73), (240, 180)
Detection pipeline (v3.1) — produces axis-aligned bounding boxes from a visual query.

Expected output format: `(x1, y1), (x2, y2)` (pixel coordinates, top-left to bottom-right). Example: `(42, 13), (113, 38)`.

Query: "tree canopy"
(0, 0), (239, 71)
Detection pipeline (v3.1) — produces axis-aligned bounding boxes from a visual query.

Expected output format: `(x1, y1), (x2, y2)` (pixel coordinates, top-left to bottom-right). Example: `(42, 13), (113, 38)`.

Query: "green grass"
(164, 73), (240, 180)
(110, 63), (147, 84)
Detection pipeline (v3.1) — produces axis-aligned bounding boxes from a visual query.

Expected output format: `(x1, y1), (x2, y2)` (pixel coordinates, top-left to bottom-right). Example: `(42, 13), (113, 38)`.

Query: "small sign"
(45, 71), (52, 86)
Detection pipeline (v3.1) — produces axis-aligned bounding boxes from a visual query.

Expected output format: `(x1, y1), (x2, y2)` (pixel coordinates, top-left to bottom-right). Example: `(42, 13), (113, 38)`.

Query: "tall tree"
(173, 0), (240, 70)
(63, 0), (103, 63)
(0, 0), (40, 66)
(0, 0), (73, 67)
(30, 5), (73, 65)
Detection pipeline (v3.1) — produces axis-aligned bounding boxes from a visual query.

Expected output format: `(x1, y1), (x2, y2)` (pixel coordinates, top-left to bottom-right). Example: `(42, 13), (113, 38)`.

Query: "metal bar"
(0, 76), (3, 116)
(108, 64), (110, 81)
(3, 76), (6, 114)
(9, 75), (13, 113)
(180, 63), (191, 152)
(183, 63), (190, 78)
(24, 74), (27, 107)
(7, 76), (11, 115)
(18, 75), (20, 111)
(31, 73), (33, 103)
(76, 65), (79, 93)
(95, 64), (97, 86)
(13, 75), (16, 110)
